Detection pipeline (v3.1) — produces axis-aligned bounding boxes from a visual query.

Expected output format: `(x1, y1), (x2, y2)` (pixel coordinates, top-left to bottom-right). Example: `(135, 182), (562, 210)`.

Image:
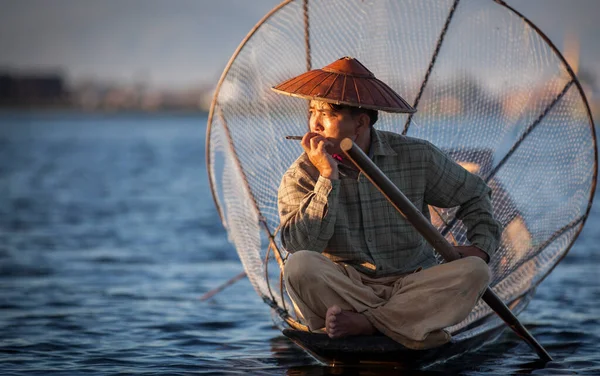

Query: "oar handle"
(340, 138), (552, 362)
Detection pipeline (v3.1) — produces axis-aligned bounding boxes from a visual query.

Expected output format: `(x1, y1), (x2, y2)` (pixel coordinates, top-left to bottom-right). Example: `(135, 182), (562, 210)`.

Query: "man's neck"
(355, 128), (372, 155)
(336, 129), (372, 170)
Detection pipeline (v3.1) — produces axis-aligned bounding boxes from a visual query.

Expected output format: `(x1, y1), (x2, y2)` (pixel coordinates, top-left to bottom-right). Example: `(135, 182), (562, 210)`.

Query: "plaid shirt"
(278, 129), (501, 277)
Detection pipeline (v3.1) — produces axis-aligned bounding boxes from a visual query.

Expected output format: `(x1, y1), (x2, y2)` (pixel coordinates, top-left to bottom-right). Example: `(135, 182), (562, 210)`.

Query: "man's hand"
(301, 132), (339, 180)
(455, 245), (489, 263)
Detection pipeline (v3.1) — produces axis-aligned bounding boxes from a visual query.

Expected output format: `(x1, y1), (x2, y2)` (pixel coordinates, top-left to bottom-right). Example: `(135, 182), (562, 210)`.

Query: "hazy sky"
(1, 0), (599, 90)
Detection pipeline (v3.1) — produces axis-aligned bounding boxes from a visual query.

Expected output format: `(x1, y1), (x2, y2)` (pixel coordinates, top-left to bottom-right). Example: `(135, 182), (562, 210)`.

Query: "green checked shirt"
(278, 129), (501, 277)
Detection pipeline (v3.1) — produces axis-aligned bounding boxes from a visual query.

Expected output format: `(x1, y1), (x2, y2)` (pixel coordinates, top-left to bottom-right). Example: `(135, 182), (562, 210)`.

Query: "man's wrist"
(321, 168), (339, 180)
(456, 245), (490, 263)
(471, 245), (490, 263)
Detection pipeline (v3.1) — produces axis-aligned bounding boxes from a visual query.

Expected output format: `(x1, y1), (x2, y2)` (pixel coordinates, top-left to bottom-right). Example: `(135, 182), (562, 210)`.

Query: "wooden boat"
(205, 0), (597, 366)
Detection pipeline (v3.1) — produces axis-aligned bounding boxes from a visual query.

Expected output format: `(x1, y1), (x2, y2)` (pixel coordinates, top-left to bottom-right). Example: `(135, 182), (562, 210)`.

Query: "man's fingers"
(310, 136), (321, 151)
(301, 133), (318, 152)
(301, 133), (335, 167)
(316, 139), (328, 153)
(311, 135), (331, 152)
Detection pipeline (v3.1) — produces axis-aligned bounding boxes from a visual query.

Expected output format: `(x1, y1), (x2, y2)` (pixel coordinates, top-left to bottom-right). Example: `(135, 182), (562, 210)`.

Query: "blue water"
(0, 112), (598, 375)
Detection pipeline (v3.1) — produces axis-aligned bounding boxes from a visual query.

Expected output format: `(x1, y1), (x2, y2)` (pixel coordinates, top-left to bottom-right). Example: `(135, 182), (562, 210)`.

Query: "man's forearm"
(459, 194), (501, 258)
(280, 209), (336, 252)
(279, 176), (339, 252)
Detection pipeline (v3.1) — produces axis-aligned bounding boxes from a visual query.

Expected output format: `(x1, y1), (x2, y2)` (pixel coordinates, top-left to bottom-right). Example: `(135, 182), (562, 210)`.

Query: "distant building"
(0, 73), (69, 107)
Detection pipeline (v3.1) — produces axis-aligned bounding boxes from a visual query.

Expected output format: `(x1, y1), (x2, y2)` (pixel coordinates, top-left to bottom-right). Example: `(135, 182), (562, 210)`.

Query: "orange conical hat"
(271, 56), (415, 113)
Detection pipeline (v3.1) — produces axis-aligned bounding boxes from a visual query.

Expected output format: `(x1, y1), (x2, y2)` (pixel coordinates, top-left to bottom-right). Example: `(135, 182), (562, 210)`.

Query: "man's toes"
(329, 305), (342, 315)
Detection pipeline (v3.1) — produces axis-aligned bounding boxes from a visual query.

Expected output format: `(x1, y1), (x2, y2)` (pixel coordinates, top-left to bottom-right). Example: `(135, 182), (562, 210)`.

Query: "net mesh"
(207, 0), (596, 336)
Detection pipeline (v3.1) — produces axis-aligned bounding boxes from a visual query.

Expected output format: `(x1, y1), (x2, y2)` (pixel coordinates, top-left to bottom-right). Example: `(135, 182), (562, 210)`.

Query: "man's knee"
(463, 256), (492, 288)
(284, 250), (328, 288)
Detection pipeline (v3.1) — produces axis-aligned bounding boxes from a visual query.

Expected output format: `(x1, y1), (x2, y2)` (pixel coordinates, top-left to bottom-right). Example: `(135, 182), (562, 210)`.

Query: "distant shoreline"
(0, 107), (210, 117)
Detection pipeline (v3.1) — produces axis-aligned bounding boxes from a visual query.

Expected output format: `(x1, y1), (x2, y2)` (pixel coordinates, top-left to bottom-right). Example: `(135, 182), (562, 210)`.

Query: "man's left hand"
(455, 245), (489, 263)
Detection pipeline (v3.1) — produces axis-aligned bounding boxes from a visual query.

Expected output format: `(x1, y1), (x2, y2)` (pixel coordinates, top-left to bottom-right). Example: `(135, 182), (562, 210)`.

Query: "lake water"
(0, 111), (598, 375)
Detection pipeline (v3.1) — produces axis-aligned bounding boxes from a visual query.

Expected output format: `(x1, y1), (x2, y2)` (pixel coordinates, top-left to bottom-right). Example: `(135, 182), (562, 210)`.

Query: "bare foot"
(325, 305), (376, 339)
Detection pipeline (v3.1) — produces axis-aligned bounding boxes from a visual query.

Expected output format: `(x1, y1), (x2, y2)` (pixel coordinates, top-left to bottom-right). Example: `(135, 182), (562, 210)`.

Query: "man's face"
(308, 100), (360, 154)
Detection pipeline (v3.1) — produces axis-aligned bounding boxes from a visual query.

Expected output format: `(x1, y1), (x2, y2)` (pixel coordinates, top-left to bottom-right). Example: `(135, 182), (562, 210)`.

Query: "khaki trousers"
(284, 251), (491, 350)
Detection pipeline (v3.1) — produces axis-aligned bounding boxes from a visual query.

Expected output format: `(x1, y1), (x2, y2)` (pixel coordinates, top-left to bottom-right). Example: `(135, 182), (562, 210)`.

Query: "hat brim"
(271, 87), (416, 113)
(271, 67), (416, 114)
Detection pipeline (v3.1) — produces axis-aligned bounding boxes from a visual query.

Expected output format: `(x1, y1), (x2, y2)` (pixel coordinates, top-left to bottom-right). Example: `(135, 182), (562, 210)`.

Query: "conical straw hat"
(271, 56), (415, 113)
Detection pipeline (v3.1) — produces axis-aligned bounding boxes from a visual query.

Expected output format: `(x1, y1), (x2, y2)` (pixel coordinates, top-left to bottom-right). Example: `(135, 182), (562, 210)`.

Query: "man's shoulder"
(375, 129), (435, 151)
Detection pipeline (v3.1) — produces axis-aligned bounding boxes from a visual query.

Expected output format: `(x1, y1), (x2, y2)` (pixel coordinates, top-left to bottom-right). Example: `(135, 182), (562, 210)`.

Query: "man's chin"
(323, 138), (340, 154)
(326, 146), (343, 156)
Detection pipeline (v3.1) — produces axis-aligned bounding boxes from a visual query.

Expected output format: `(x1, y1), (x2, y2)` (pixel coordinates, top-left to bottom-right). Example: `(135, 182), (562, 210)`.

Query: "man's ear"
(356, 113), (371, 134)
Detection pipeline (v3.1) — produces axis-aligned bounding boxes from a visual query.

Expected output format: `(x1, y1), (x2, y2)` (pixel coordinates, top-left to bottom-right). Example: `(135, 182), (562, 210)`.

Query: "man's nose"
(310, 114), (323, 132)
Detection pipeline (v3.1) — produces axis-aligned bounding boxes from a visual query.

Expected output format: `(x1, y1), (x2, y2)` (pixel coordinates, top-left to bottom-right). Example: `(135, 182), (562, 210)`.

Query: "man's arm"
(424, 143), (502, 261)
(278, 132), (343, 253)
(278, 168), (340, 253)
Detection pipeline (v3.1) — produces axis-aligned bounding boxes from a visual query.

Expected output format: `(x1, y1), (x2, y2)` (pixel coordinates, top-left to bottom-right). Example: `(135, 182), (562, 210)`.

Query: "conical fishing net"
(206, 0), (596, 336)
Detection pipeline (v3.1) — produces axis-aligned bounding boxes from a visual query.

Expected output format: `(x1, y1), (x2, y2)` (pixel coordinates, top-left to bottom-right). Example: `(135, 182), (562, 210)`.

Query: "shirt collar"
(369, 128), (397, 157)
(333, 129), (397, 169)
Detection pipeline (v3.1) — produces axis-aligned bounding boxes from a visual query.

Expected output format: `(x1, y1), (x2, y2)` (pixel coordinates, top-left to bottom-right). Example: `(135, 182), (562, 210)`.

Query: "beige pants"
(284, 251), (491, 350)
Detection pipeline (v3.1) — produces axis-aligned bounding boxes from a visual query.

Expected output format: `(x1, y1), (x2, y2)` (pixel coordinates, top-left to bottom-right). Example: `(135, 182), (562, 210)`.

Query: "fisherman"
(274, 57), (501, 350)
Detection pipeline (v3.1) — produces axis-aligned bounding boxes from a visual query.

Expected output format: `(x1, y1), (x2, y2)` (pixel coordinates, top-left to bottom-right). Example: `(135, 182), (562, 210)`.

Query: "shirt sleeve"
(277, 167), (340, 253)
(423, 142), (502, 259)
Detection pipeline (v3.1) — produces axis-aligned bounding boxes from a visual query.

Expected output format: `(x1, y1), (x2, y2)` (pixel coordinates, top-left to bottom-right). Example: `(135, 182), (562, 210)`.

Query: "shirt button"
(367, 237), (372, 242)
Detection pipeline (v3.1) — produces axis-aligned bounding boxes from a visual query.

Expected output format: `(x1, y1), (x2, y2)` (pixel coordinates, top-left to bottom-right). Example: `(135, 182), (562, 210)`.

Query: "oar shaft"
(340, 138), (552, 362)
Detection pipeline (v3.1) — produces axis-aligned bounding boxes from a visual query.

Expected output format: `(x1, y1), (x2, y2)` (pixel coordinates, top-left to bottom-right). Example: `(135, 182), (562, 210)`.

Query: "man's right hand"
(301, 133), (339, 180)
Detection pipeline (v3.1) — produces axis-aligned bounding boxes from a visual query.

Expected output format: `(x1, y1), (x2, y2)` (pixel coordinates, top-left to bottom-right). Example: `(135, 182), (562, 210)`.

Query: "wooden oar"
(340, 138), (552, 362)
(200, 271), (247, 301)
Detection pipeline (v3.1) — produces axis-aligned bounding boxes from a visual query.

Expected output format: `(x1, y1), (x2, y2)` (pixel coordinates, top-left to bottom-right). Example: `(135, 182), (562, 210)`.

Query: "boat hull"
(283, 324), (506, 366)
